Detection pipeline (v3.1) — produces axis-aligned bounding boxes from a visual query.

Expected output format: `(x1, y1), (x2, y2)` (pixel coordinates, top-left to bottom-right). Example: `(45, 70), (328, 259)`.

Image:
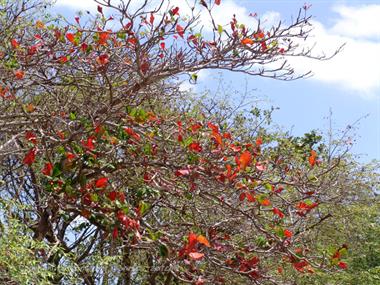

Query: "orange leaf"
(241, 38), (254, 45)
(25, 103), (35, 113)
(213, 132), (223, 146)
(15, 70), (24, 79)
(260, 199), (271, 206)
(239, 150), (252, 170)
(308, 150), (317, 167)
(197, 235), (211, 247)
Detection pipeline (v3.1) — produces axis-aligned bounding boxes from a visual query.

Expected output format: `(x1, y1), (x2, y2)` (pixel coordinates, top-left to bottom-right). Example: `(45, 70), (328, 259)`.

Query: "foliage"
(0, 0), (377, 284)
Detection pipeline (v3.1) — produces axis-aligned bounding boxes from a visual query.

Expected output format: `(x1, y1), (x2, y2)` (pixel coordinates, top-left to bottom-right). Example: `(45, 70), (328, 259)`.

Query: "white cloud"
(286, 5), (380, 98)
(330, 4), (380, 39)
(179, 69), (210, 92)
(55, 0), (97, 10)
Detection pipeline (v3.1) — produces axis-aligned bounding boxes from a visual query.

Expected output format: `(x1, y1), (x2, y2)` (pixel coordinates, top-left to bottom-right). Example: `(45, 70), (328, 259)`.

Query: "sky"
(54, 0), (380, 163)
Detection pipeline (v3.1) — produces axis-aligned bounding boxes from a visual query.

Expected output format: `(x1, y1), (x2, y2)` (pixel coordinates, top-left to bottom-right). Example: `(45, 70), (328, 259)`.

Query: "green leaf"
(117, 32), (126, 39)
(139, 201), (150, 215)
(159, 244), (169, 258)
(217, 24), (223, 35)
(52, 163), (62, 177)
(264, 183), (272, 191)
(182, 136), (193, 147)
(90, 193), (99, 202)
(69, 112), (76, 120)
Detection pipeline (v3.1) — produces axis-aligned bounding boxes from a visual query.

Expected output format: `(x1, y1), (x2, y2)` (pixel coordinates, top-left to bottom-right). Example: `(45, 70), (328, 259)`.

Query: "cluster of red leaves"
(179, 232), (211, 260)
(296, 201), (318, 216)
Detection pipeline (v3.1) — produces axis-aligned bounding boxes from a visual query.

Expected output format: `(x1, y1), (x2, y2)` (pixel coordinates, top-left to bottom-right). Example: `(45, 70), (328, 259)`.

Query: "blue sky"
(55, 0), (380, 162)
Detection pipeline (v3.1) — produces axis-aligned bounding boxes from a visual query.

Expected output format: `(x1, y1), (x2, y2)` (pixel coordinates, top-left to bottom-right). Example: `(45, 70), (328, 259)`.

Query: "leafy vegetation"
(0, 0), (378, 284)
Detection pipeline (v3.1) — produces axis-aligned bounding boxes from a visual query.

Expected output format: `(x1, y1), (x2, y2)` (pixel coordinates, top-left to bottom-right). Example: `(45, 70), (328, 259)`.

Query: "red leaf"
(230, 144), (241, 152)
(25, 131), (37, 145)
(273, 207), (284, 218)
(82, 136), (95, 150)
(116, 210), (128, 224)
(223, 132), (232, 139)
(160, 42), (165, 49)
(284, 229), (292, 238)
(15, 70), (24, 79)
(207, 122), (219, 133)
(124, 127), (141, 141)
(11, 39), (19, 49)
(59, 56), (68, 64)
(118, 192), (126, 203)
(66, 152), (75, 161)
(293, 260), (308, 272)
(215, 0), (221, 5)
(42, 162), (53, 176)
(255, 162), (266, 171)
(239, 151), (252, 170)
(23, 148), (37, 165)
(140, 61), (150, 74)
(256, 137), (262, 146)
(189, 142), (202, 152)
(189, 252), (204, 260)
(80, 43), (88, 52)
(97, 5), (103, 14)
(149, 13), (154, 25)
(108, 191), (117, 201)
(98, 32), (109, 45)
(96, 54), (109, 65)
(171, 7), (180, 15)
(112, 227), (118, 239)
(246, 192), (255, 203)
(95, 177), (108, 188)
(175, 169), (190, 177)
(239, 192), (246, 201)
(338, 261), (347, 269)
(176, 24), (184, 38)
(188, 232), (198, 249)
(75, 16), (80, 24)
(195, 277), (205, 285)
(66, 33), (75, 43)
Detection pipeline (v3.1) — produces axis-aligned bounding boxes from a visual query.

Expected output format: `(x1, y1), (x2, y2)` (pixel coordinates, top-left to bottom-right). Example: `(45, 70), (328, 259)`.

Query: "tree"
(0, 0), (374, 284)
